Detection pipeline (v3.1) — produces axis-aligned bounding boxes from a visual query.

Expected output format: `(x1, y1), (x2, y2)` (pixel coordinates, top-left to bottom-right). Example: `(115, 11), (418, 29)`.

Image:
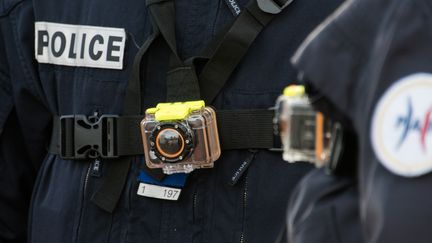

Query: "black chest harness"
(49, 0), (292, 212)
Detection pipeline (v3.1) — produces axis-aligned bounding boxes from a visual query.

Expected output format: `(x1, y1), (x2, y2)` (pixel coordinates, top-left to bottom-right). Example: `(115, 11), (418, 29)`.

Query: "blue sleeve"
(0, 1), (49, 242)
(0, 2), (14, 134)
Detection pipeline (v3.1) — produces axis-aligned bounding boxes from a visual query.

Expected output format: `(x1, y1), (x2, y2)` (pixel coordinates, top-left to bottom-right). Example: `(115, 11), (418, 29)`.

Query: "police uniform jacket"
(287, 168), (362, 243)
(0, 0), (341, 242)
(293, 0), (432, 242)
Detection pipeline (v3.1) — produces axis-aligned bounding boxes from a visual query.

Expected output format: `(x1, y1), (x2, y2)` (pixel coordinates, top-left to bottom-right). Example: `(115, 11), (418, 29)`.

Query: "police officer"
(283, 2), (365, 242)
(291, 0), (432, 242)
(0, 0), (342, 242)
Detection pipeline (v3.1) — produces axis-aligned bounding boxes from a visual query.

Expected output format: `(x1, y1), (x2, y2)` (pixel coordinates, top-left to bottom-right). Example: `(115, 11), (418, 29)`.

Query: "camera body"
(141, 101), (221, 174)
(275, 85), (333, 167)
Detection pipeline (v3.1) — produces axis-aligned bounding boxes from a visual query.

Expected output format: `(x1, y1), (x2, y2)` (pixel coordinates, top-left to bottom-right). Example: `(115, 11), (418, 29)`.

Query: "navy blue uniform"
(293, 0), (432, 242)
(287, 169), (362, 243)
(0, 0), (341, 242)
(286, 3), (364, 243)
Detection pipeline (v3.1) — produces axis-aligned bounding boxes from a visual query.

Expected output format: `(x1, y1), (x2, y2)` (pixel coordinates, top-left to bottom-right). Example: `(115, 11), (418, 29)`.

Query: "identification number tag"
(137, 183), (181, 201)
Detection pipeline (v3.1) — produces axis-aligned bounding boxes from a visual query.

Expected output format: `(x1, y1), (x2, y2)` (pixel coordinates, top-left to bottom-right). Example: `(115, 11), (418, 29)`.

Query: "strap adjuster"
(256, 0), (294, 14)
(60, 114), (119, 159)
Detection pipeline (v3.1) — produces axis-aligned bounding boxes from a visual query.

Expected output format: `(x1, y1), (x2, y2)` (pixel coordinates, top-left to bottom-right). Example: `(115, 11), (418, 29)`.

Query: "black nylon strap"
(124, 28), (159, 115)
(90, 158), (131, 213)
(217, 109), (276, 150)
(90, 22), (162, 213)
(55, 0), (291, 213)
(48, 117), (62, 155)
(147, 0), (202, 101)
(199, 0), (275, 103)
(48, 109), (280, 158)
(147, 0), (178, 63)
(166, 63), (201, 102)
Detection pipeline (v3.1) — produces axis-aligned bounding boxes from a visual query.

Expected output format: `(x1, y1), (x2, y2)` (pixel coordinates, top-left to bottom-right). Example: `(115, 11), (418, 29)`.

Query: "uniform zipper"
(83, 163), (92, 193)
(240, 175), (248, 243)
(75, 105), (100, 243)
(75, 162), (92, 243)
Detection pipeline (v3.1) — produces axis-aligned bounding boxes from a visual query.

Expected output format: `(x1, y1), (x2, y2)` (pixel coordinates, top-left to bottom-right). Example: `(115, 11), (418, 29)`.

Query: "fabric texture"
(0, 0), (342, 242)
(293, 0), (432, 242)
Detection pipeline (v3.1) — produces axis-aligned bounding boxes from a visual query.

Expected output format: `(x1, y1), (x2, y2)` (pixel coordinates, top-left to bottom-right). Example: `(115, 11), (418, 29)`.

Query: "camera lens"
(155, 128), (185, 159)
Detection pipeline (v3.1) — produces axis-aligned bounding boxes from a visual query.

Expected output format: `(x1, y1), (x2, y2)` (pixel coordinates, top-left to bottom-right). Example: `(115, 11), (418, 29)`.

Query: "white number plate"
(137, 183), (181, 201)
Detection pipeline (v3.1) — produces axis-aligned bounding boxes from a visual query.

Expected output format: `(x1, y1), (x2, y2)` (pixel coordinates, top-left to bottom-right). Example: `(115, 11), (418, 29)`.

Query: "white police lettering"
(229, 0), (241, 15)
(137, 183), (181, 201)
(35, 22), (126, 70)
(371, 73), (432, 177)
(224, 0), (241, 16)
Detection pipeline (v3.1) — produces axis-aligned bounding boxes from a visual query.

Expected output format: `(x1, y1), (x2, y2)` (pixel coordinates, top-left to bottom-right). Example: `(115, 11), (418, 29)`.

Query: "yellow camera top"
(146, 100), (205, 121)
(283, 85), (305, 97)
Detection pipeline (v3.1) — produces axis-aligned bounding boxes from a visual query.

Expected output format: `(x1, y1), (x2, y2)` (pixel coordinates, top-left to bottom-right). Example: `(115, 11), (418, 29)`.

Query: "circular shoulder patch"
(371, 73), (432, 177)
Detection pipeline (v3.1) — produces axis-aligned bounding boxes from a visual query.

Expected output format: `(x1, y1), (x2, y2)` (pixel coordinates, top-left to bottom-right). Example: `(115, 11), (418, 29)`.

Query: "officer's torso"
(15, 0), (343, 242)
(294, 0), (432, 242)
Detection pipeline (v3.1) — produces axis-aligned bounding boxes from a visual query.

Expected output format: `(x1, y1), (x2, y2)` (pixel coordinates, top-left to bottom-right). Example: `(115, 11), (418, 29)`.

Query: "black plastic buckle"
(256, 0), (294, 14)
(60, 115), (119, 159)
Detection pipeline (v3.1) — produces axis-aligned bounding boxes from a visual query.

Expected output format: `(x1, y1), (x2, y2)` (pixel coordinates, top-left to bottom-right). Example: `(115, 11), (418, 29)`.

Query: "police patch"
(371, 73), (432, 177)
(35, 22), (126, 70)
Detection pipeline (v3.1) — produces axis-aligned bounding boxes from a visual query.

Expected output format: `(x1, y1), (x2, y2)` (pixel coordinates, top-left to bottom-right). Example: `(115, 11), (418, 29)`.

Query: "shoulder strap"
(123, 26), (160, 115)
(147, 0), (202, 101)
(146, 0), (178, 62)
(91, 16), (163, 213)
(92, 0), (293, 212)
(131, 0), (294, 105)
(199, 0), (293, 103)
